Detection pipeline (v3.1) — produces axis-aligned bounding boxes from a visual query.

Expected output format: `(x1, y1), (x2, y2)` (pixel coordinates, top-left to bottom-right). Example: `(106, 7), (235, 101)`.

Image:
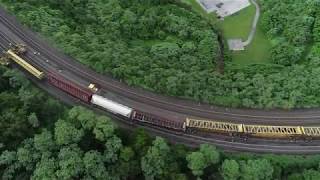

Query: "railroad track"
(4, 9), (320, 125)
(2, 8), (320, 125)
(3, 7), (320, 154)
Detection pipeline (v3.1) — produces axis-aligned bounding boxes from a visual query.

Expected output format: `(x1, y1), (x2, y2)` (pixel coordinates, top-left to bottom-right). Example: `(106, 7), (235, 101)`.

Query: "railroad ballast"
(2, 44), (320, 140)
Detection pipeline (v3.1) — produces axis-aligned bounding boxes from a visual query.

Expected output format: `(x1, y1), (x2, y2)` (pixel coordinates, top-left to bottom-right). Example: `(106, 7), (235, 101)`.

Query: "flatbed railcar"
(132, 110), (185, 131)
(47, 73), (93, 103)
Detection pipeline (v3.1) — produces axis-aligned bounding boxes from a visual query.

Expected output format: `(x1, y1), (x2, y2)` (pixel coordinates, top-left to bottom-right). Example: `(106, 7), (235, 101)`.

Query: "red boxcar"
(132, 110), (185, 131)
(47, 73), (93, 103)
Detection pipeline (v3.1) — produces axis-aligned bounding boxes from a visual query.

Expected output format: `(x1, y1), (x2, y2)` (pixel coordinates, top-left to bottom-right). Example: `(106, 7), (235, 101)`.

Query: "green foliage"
(241, 159), (274, 180)
(2, 105), (320, 179)
(0, 68), (65, 149)
(186, 144), (220, 179)
(2, 0), (320, 109)
(54, 119), (84, 145)
(187, 151), (207, 178)
(141, 137), (172, 179)
(221, 159), (240, 180)
(303, 169), (320, 180)
(260, 0), (317, 65)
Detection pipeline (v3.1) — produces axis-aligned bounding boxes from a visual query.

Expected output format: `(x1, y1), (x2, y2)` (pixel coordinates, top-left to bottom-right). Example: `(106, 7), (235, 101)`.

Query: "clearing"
(220, 5), (271, 65)
(182, 0), (272, 65)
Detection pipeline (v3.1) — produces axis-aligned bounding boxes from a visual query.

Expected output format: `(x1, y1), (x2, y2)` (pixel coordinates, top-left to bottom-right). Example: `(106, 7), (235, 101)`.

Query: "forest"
(1, 0), (320, 109)
(2, 0), (320, 179)
(1, 68), (320, 179)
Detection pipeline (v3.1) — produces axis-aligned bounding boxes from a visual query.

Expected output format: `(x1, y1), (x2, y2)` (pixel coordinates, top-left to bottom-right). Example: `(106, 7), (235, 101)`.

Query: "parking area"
(197, 0), (251, 17)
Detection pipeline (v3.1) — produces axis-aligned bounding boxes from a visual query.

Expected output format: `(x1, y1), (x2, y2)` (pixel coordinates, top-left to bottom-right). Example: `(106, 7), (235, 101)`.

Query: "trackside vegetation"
(2, 1), (320, 179)
(1, 68), (320, 179)
(1, 1), (320, 110)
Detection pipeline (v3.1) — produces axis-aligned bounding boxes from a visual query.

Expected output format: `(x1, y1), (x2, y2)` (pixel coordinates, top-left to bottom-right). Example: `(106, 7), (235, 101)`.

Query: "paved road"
(243, 0), (260, 46)
(3, 6), (320, 154)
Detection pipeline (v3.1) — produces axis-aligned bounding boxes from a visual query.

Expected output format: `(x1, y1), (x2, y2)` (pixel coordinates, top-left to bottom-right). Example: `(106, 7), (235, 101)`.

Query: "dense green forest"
(2, 0), (320, 179)
(2, 67), (320, 179)
(0, 72), (317, 180)
(1, 0), (320, 109)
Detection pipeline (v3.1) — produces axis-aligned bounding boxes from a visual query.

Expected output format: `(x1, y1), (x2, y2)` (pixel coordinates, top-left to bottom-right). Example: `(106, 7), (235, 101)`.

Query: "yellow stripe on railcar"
(186, 118), (243, 133)
(7, 50), (44, 79)
(243, 125), (303, 137)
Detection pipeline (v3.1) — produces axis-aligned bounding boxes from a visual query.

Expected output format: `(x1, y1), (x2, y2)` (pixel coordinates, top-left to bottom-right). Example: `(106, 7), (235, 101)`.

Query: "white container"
(91, 94), (133, 118)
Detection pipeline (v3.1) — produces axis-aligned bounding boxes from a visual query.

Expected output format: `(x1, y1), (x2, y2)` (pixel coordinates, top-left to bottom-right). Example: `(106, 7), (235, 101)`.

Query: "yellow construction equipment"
(6, 49), (44, 79)
(0, 56), (9, 65)
(88, 83), (99, 92)
(10, 44), (27, 55)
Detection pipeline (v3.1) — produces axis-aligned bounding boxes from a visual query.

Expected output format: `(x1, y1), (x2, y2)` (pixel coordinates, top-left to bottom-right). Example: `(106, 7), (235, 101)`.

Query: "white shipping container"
(91, 94), (133, 118)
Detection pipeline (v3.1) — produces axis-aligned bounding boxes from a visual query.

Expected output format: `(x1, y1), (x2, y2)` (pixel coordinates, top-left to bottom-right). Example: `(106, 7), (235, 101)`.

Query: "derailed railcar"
(47, 73), (93, 103)
(132, 110), (186, 131)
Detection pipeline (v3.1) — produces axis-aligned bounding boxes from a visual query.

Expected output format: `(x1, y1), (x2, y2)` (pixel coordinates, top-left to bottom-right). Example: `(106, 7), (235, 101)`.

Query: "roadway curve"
(243, 0), (260, 47)
(1, 7), (320, 154)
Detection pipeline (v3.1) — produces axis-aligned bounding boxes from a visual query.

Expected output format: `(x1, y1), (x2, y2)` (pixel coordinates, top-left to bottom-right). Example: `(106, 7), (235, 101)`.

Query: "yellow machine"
(0, 44), (44, 79)
(6, 49), (44, 79)
(0, 56), (9, 65)
(88, 83), (99, 92)
(10, 44), (27, 55)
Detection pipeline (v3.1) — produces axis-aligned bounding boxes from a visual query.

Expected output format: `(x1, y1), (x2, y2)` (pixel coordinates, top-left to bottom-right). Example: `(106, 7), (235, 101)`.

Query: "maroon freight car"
(47, 73), (93, 103)
(132, 110), (185, 131)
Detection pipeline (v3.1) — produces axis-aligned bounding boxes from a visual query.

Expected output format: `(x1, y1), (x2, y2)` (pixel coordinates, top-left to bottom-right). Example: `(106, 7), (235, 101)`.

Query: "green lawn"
(220, 5), (256, 39)
(181, 0), (272, 66)
(231, 22), (272, 65)
(219, 5), (272, 65)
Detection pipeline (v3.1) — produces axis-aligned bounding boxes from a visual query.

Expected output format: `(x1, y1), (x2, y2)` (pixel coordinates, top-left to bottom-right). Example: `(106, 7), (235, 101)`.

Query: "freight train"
(2, 44), (320, 140)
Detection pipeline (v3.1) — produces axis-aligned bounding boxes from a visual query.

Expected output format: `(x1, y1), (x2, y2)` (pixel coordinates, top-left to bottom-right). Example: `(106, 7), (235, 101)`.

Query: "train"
(2, 44), (320, 140)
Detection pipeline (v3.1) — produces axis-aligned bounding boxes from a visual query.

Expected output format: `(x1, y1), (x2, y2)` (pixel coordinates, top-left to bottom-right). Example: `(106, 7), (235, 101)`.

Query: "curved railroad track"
(2, 7), (320, 153)
(2, 7), (320, 125)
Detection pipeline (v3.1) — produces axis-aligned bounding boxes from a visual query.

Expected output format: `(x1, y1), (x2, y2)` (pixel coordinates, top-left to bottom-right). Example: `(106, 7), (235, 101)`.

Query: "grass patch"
(218, 5), (272, 65)
(220, 5), (256, 39)
(180, 0), (272, 65)
(231, 23), (272, 65)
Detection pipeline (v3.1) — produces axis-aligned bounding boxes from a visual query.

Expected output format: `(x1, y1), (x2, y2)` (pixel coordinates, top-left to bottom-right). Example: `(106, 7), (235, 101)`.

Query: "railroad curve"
(3, 6), (320, 153)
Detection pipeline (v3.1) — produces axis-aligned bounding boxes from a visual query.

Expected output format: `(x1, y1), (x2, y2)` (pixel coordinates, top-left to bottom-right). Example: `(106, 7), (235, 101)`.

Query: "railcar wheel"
(304, 136), (312, 143)
(186, 128), (196, 134)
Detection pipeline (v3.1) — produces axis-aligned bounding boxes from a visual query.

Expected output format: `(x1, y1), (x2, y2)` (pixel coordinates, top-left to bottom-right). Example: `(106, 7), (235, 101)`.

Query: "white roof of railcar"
(91, 94), (133, 117)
